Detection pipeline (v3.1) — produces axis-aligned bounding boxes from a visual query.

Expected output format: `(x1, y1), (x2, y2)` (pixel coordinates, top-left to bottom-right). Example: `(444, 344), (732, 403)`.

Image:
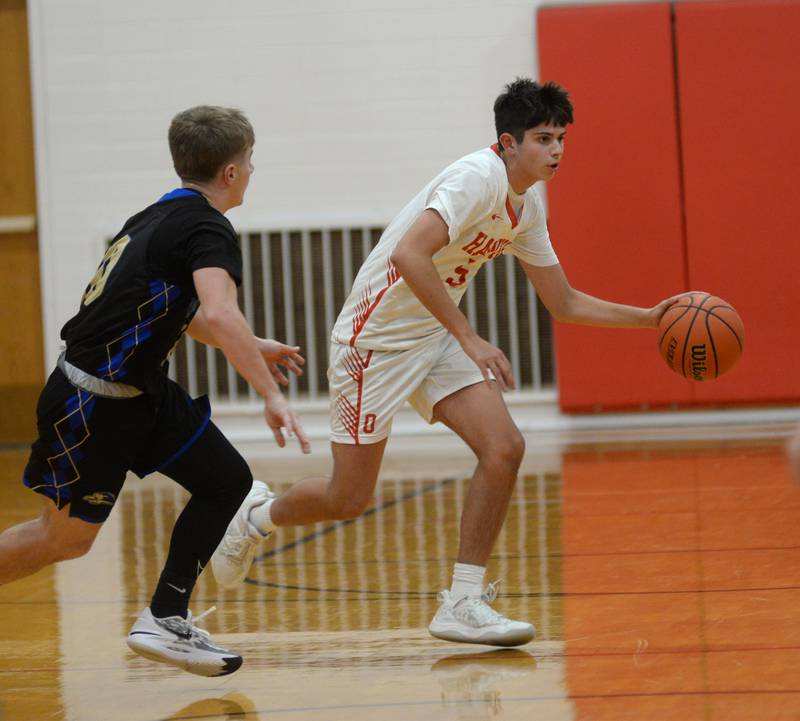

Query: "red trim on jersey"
(491, 143), (501, 156)
(349, 263), (401, 346)
(336, 348), (374, 445)
(505, 196), (521, 229)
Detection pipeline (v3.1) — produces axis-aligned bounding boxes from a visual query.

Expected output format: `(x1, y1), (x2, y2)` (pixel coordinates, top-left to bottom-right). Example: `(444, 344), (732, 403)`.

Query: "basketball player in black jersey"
(0, 106), (310, 676)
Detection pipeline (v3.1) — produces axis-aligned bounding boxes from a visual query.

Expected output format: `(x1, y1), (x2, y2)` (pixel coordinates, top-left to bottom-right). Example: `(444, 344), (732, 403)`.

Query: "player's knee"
(227, 455), (254, 505)
(48, 531), (96, 561)
(196, 452), (252, 507)
(328, 492), (370, 521)
(508, 432), (526, 466)
(482, 431), (525, 471)
(37, 507), (98, 562)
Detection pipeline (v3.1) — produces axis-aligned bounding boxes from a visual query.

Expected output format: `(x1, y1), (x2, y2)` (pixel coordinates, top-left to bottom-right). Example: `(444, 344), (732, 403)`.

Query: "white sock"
(450, 562), (485, 601)
(248, 498), (276, 535)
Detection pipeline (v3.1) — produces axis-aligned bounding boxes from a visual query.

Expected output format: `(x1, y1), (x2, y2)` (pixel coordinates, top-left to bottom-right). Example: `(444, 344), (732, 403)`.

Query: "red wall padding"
(675, 0), (800, 403)
(538, 0), (800, 410)
(538, 3), (693, 411)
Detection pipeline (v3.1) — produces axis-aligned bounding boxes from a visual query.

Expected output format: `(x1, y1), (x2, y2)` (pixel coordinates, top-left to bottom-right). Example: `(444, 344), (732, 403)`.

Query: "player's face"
(504, 124), (567, 189)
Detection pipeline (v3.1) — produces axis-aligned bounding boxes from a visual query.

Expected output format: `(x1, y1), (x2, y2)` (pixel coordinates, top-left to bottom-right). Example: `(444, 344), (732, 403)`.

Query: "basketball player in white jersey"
(211, 79), (681, 646)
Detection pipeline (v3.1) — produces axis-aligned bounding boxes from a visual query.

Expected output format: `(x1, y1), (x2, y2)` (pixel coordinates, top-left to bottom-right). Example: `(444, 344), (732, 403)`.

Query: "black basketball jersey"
(60, 189), (242, 394)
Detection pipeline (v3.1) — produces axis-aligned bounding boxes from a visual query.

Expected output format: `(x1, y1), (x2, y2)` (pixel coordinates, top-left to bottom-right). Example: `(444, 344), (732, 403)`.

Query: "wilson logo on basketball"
(690, 344), (707, 382)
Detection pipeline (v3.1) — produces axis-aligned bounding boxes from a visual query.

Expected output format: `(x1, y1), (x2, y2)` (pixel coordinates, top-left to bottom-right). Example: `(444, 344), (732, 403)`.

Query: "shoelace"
(163, 606), (217, 640)
(453, 580), (506, 626)
(482, 579), (501, 603)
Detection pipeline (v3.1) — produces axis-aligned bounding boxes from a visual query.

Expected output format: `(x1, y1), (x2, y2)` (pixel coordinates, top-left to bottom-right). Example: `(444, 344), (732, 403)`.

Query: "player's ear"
(499, 132), (516, 154)
(222, 162), (237, 186)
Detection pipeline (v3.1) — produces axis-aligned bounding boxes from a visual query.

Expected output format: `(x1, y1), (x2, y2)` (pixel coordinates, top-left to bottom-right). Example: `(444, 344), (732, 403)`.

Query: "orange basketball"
(657, 291), (745, 381)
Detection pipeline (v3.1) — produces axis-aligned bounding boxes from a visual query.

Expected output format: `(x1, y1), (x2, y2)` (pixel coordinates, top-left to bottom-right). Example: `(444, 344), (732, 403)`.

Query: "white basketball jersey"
(331, 145), (559, 351)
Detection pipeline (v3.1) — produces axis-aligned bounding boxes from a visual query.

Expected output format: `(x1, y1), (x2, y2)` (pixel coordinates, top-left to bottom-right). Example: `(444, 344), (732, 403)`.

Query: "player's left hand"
(257, 339), (305, 386)
(646, 293), (685, 328)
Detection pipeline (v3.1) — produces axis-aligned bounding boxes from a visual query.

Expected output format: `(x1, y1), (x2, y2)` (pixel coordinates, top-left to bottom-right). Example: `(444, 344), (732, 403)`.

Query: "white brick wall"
(28, 0), (617, 366)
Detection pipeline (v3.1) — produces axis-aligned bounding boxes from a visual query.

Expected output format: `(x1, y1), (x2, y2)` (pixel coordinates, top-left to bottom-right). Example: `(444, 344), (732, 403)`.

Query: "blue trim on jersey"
(143, 410), (212, 476)
(157, 188), (203, 203)
(23, 470), (64, 500)
(95, 279), (181, 380)
(23, 388), (96, 502)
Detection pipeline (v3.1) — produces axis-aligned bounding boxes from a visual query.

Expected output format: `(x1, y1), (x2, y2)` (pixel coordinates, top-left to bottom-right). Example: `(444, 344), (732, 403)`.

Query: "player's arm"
(186, 308), (219, 345)
(192, 267), (310, 453)
(187, 305), (304, 386)
(519, 260), (680, 328)
(389, 209), (515, 390)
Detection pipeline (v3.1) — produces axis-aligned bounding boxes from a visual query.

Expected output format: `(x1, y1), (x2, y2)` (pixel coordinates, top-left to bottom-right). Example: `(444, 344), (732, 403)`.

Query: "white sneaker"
(211, 480), (274, 588)
(428, 582), (535, 647)
(126, 606), (242, 676)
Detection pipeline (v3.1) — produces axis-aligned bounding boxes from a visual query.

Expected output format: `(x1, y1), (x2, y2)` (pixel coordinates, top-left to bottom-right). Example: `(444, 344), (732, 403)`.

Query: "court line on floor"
(5, 555), (800, 607)
(239, 579), (800, 597)
(251, 543), (800, 565)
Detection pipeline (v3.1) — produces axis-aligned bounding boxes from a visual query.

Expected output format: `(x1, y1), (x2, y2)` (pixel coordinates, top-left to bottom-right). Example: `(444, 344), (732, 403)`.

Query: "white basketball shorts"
(328, 332), (487, 445)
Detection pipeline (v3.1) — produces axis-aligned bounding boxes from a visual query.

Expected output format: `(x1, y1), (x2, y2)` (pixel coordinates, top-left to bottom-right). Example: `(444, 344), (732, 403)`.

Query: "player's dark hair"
(168, 106), (255, 183)
(494, 78), (573, 142)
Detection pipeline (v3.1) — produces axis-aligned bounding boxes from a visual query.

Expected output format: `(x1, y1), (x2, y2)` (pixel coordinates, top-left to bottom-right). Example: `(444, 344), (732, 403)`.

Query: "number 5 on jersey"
(82, 235), (131, 306)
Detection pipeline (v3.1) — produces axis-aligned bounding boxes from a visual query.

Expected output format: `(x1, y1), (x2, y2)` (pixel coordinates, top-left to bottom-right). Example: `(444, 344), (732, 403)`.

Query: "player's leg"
(432, 380), (524, 567)
(2, 370), (132, 586)
(146, 421), (252, 619)
(0, 499), (101, 585)
(126, 388), (251, 677)
(269, 439), (388, 524)
(211, 341), (430, 588)
(408, 336), (533, 646)
(427, 381), (533, 646)
(211, 439), (388, 589)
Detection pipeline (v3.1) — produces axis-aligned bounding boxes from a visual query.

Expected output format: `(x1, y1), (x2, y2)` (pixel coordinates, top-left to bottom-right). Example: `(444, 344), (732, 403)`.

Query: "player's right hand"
(459, 333), (515, 392)
(263, 394), (311, 454)
(646, 293), (686, 328)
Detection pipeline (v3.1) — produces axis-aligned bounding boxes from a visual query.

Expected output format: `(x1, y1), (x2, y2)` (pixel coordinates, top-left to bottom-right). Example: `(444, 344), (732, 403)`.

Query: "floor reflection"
(431, 649), (537, 720)
(561, 442), (800, 720)
(119, 471), (564, 640)
(162, 692), (257, 721)
(1, 437), (798, 720)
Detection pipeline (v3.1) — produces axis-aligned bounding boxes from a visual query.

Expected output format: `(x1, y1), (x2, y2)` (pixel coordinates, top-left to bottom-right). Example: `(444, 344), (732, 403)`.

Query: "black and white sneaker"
(126, 606), (242, 677)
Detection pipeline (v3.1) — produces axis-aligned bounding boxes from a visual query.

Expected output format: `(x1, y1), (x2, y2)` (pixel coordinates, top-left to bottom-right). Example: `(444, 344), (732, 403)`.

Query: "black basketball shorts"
(22, 367), (214, 523)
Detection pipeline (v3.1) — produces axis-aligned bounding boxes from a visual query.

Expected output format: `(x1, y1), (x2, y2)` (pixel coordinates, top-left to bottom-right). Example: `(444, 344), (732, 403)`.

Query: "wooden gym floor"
(1, 425), (798, 720)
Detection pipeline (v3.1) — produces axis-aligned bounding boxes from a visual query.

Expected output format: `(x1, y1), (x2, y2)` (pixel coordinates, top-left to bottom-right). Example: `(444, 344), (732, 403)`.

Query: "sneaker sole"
(126, 638), (243, 677)
(428, 623), (535, 647)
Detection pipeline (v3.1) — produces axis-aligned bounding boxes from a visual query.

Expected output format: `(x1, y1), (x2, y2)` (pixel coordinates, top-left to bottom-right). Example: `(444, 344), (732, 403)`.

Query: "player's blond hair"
(168, 106), (255, 182)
